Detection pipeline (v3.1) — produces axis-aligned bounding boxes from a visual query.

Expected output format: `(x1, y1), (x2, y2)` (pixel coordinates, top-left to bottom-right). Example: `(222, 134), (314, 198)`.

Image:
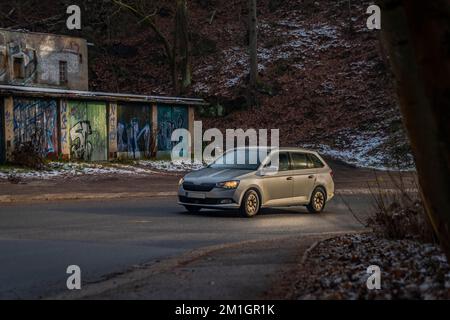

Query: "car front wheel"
(240, 189), (261, 218)
(307, 187), (326, 213)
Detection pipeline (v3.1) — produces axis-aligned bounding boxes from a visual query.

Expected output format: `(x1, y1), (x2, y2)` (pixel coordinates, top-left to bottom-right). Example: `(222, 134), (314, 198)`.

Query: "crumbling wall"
(0, 94), (193, 162)
(0, 29), (88, 90)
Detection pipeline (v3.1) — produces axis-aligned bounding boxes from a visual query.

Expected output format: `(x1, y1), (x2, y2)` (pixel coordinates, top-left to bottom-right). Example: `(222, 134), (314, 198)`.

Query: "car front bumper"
(177, 186), (241, 209)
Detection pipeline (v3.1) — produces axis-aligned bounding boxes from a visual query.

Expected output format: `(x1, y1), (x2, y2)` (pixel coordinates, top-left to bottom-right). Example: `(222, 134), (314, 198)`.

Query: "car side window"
(265, 152), (290, 171)
(278, 152), (290, 171)
(290, 152), (310, 170)
(308, 154), (325, 168)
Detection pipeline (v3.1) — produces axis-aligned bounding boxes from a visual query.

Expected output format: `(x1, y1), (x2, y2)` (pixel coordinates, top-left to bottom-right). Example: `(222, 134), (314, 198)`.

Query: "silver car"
(178, 148), (335, 217)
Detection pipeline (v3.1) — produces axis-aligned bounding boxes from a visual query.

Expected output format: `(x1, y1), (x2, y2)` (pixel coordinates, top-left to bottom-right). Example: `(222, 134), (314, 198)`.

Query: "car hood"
(184, 167), (254, 183)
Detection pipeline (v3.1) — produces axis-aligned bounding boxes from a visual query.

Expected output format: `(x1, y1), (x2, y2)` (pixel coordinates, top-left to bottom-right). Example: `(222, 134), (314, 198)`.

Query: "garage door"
(68, 101), (107, 161)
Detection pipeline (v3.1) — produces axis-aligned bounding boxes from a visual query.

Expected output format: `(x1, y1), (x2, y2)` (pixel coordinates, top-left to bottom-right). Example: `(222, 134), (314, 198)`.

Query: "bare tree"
(113, 0), (191, 95)
(175, 0), (191, 92)
(378, 0), (450, 259)
(248, 0), (258, 105)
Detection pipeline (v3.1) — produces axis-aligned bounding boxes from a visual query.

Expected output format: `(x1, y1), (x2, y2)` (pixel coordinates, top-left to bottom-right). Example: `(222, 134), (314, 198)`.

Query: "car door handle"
(308, 175), (315, 179)
(286, 177), (293, 181)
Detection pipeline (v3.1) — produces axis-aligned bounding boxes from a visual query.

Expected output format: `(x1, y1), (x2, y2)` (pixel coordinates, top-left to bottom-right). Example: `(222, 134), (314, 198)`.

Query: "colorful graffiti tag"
(13, 99), (58, 157)
(117, 104), (152, 159)
(0, 99), (4, 164)
(157, 106), (188, 152)
(68, 101), (107, 161)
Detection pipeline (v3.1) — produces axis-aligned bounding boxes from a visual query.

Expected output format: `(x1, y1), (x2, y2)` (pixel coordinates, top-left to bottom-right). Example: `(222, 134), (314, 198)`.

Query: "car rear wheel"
(240, 189), (261, 218)
(184, 205), (201, 213)
(307, 187), (326, 213)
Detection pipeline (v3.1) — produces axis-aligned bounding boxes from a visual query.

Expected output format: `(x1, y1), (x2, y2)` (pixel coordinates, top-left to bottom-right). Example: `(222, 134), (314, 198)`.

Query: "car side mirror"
(258, 165), (279, 176)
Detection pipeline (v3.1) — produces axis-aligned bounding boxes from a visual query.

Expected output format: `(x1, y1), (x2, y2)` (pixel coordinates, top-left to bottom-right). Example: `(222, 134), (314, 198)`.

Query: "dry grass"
(367, 171), (437, 244)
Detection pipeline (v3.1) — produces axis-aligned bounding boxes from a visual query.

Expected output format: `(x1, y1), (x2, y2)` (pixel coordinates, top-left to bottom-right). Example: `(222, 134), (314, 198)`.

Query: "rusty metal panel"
(157, 105), (188, 152)
(67, 101), (107, 161)
(117, 103), (152, 159)
(13, 98), (58, 158)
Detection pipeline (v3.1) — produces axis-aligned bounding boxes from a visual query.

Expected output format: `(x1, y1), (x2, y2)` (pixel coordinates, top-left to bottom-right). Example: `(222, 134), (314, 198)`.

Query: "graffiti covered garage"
(0, 85), (206, 163)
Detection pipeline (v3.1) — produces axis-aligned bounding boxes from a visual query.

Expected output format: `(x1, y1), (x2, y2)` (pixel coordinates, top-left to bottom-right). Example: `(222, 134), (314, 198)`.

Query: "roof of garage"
(0, 84), (208, 106)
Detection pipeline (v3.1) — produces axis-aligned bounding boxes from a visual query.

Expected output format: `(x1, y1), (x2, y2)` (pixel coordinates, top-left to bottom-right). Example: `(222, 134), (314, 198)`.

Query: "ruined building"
(0, 29), (88, 90)
(0, 29), (205, 164)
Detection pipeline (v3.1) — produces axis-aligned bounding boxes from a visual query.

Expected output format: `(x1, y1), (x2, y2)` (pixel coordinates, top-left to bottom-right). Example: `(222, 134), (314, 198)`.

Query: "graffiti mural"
(0, 99), (4, 164)
(117, 104), (152, 159)
(157, 105), (188, 152)
(13, 99), (58, 157)
(68, 101), (107, 161)
(70, 121), (93, 161)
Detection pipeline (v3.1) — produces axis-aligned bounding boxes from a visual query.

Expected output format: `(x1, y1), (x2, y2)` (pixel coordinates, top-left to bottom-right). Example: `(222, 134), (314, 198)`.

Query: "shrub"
(367, 172), (437, 244)
(11, 130), (47, 170)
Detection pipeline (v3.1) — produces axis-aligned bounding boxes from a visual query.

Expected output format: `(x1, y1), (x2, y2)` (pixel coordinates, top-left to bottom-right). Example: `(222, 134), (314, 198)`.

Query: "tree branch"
(112, 0), (173, 61)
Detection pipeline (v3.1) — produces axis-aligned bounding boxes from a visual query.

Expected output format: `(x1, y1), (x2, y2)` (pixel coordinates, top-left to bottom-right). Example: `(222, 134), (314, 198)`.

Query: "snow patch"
(0, 161), (204, 180)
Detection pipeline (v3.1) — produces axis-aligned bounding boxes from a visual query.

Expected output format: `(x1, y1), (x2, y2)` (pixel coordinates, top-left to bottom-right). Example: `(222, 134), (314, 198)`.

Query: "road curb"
(0, 191), (178, 203)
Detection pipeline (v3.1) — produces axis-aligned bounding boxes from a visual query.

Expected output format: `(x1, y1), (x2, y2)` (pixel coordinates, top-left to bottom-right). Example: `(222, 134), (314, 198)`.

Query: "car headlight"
(216, 180), (240, 189)
(178, 177), (185, 186)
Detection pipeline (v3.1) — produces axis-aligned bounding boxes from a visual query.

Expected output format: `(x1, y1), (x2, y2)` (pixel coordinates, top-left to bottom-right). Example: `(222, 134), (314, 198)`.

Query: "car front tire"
(240, 189), (261, 218)
(307, 187), (327, 213)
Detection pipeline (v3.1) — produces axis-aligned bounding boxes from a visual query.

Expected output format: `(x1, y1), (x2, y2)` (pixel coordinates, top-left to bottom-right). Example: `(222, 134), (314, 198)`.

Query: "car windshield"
(209, 148), (268, 170)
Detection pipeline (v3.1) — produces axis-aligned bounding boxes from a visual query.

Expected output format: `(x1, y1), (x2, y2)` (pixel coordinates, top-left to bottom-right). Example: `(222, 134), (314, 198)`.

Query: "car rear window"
(308, 154), (325, 168)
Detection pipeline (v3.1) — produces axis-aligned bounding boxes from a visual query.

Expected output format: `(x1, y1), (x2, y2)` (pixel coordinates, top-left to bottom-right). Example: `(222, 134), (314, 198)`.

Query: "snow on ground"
(0, 161), (205, 180)
(138, 160), (205, 172)
(292, 233), (450, 300)
(303, 134), (388, 170)
(302, 129), (414, 171)
(193, 19), (347, 93)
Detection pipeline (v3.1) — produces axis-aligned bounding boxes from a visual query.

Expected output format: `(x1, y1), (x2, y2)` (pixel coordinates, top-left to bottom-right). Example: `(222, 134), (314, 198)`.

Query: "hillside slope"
(0, 0), (412, 169)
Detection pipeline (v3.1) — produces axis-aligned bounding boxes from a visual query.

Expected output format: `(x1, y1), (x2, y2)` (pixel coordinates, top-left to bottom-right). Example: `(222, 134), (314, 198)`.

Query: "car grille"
(179, 196), (234, 205)
(182, 182), (215, 192)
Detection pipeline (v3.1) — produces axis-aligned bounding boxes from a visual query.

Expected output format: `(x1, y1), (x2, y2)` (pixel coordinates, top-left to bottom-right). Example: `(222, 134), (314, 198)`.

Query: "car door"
(260, 151), (294, 206)
(290, 152), (317, 204)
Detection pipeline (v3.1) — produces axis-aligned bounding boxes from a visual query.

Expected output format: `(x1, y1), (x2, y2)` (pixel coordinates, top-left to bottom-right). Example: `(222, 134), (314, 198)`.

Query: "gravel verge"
(289, 233), (450, 300)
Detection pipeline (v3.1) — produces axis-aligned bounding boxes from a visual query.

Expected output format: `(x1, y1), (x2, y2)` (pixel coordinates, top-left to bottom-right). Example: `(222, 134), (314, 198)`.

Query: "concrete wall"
(0, 29), (88, 91)
(1, 96), (194, 162)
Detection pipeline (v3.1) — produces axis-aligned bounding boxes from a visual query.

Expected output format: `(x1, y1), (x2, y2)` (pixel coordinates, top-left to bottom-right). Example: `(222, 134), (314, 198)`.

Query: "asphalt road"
(0, 195), (372, 299)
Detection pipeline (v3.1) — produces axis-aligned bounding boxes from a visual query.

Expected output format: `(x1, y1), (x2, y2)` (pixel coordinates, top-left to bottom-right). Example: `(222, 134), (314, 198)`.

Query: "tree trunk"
(113, 0), (178, 94)
(378, 0), (450, 259)
(248, 0), (258, 105)
(175, 0), (191, 93)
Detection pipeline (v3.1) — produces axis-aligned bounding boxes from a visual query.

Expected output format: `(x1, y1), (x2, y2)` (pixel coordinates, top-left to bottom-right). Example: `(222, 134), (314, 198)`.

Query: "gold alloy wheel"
(246, 192), (259, 215)
(313, 191), (325, 211)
